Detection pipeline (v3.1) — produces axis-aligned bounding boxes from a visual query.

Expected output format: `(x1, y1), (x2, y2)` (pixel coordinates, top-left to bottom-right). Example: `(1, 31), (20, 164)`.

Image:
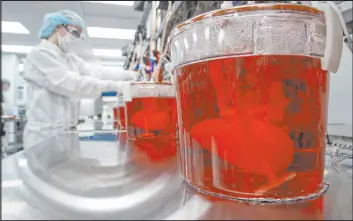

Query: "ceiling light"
(18, 64), (24, 72)
(93, 49), (123, 58)
(82, 1), (134, 6)
(103, 66), (124, 70)
(87, 27), (136, 40)
(101, 61), (125, 66)
(2, 45), (33, 54)
(18, 158), (27, 167)
(2, 180), (23, 188)
(2, 21), (30, 34)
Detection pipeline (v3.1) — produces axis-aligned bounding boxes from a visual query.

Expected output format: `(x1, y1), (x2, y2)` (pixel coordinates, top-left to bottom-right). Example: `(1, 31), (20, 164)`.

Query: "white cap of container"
(164, 62), (173, 73)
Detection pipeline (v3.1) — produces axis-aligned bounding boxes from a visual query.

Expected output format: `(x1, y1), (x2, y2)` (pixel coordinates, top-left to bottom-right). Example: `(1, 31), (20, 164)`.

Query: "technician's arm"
(72, 54), (138, 81)
(24, 49), (123, 99)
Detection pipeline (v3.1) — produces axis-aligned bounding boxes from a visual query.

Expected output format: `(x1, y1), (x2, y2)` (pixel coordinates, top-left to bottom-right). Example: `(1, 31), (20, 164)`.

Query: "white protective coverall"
(23, 39), (135, 148)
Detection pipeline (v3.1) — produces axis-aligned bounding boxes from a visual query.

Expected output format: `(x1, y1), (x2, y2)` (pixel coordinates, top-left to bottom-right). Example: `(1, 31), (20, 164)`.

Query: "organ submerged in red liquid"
(176, 55), (328, 198)
(190, 116), (295, 184)
(126, 97), (177, 160)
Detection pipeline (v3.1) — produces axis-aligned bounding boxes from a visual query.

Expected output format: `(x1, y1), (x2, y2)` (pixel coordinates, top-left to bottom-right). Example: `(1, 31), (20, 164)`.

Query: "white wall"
(2, 53), (20, 114)
(328, 43), (353, 125)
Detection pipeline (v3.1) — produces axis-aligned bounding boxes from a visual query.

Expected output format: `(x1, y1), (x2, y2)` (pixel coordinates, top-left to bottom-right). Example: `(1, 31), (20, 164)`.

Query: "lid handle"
(316, 2), (343, 73)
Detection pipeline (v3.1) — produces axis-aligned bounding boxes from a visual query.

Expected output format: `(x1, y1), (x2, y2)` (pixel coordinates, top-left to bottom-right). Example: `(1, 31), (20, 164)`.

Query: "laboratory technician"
(23, 10), (138, 148)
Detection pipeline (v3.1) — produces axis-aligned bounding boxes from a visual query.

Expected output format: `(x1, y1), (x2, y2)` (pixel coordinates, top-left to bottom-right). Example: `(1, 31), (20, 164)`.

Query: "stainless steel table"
(1, 131), (352, 220)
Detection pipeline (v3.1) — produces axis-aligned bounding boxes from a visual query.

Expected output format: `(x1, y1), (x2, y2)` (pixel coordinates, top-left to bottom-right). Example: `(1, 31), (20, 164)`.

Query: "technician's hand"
(107, 81), (131, 94)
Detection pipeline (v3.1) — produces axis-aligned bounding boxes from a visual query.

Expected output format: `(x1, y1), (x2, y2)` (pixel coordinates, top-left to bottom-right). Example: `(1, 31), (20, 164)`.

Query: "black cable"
(326, 133), (333, 145)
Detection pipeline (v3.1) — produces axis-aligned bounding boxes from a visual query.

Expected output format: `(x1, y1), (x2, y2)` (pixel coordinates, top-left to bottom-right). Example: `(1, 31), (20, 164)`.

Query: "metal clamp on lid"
(123, 82), (175, 102)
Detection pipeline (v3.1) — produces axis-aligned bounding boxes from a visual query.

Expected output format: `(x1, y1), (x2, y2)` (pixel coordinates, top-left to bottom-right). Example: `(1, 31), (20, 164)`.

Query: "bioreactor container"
(170, 3), (343, 202)
(124, 82), (177, 160)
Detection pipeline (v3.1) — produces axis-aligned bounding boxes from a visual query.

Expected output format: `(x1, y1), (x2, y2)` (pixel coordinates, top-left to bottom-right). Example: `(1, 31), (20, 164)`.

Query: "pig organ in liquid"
(175, 55), (328, 199)
(126, 97), (177, 160)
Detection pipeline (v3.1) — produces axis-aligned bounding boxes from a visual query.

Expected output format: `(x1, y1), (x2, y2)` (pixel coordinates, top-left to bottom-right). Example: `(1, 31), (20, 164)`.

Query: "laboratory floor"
(1, 122), (352, 220)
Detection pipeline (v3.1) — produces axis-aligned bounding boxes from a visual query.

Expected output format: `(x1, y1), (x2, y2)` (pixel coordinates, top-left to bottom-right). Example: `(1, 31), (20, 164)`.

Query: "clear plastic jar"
(116, 94), (126, 130)
(124, 82), (177, 160)
(170, 4), (331, 202)
(113, 106), (118, 129)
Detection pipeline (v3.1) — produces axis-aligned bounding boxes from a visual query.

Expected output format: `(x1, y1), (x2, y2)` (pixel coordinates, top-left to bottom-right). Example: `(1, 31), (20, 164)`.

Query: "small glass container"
(116, 94), (126, 130)
(124, 82), (177, 160)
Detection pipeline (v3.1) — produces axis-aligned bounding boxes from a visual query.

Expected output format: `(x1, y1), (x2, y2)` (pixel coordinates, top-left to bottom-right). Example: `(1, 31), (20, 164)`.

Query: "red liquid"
(113, 106), (126, 130)
(118, 106), (126, 130)
(126, 97), (177, 160)
(113, 107), (118, 129)
(175, 55), (328, 199)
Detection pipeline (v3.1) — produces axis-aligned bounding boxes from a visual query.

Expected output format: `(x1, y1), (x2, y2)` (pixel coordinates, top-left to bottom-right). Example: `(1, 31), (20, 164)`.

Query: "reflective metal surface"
(2, 129), (352, 220)
(1, 115), (26, 158)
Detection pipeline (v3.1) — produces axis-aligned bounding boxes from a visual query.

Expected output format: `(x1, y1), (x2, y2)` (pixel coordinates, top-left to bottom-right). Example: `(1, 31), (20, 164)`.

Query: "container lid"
(122, 82), (175, 101)
(117, 94), (124, 107)
(169, 3), (329, 69)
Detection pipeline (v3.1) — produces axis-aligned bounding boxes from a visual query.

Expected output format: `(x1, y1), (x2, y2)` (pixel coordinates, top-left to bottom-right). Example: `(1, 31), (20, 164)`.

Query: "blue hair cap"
(38, 10), (85, 39)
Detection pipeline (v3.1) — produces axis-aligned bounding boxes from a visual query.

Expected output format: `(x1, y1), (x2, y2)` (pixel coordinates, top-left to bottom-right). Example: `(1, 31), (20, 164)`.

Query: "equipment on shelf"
(125, 1), (225, 76)
(124, 1), (353, 82)
(133, 1), (145, 11)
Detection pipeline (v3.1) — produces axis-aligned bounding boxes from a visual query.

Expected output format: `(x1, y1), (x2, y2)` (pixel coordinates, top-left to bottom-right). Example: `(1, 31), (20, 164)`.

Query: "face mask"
(57, 32), (81, 53)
